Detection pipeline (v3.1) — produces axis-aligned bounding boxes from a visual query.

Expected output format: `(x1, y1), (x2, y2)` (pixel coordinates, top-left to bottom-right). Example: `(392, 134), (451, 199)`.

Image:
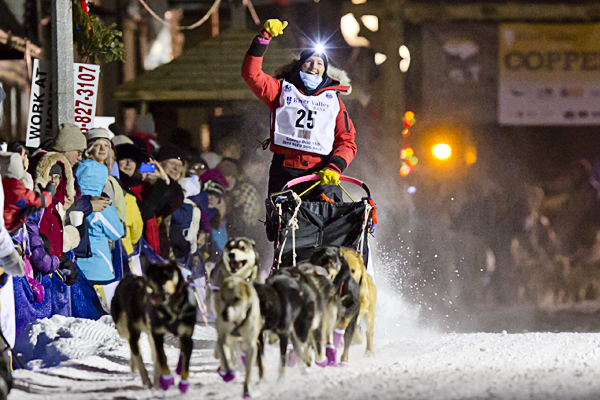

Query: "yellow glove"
(263, 19), (288, 37)
(318, 169), (340, 185)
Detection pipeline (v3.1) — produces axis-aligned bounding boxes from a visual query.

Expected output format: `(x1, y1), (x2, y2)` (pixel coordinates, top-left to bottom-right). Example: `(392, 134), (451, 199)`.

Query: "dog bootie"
(315, 355), (328, 368)
(159, 374), (174, 390)
(243, 390), (252, 399)
(179, 379), (190, 393)
(176, 355), (183, 375)
(326, 345), (337, 366)
(218, 367), (236, 382)
(333, 329), (345, 348)
(286, 350), (296, 367)
(340, 361), (349, 367)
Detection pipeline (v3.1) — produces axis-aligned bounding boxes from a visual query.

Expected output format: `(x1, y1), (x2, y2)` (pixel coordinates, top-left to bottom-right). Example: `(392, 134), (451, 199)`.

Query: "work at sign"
(504, 51), (600, 71)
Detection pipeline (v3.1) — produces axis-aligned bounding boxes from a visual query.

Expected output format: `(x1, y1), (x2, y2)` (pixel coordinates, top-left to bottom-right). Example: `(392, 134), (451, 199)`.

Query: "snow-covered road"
(10, 287), (600, 400)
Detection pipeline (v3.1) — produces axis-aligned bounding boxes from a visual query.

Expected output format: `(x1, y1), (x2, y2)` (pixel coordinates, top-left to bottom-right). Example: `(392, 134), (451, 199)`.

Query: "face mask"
(299, 71), (323, 89)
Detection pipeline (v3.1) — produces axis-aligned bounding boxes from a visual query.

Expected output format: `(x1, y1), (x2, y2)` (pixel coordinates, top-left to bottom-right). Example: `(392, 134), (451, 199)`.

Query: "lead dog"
(215, 276), (262, 398)
(110, 259), (197, 393)
(210, 238), (260, 288)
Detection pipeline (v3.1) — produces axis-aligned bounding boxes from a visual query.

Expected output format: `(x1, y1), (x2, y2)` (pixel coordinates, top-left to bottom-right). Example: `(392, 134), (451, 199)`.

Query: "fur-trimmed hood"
(34, 152), (76, 199)
(275, 55), (352, 95)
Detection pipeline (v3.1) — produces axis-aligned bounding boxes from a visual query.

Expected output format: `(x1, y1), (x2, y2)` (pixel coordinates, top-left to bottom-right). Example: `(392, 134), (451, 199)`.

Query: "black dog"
(110, 259), (197, 393)
(254, 272), (316, 377)
(310, 246), (361, 366)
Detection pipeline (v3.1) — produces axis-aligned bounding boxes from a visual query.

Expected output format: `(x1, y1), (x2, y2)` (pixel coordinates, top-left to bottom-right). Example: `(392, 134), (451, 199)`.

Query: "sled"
(266, 175), (377, 270)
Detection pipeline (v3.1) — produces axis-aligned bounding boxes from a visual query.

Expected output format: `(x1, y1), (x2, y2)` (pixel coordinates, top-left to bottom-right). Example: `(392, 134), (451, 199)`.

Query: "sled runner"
(266, 175), (376, 270)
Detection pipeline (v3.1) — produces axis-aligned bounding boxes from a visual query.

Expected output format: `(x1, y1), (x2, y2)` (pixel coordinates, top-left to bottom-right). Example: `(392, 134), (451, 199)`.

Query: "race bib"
(273, 80), (340, 155)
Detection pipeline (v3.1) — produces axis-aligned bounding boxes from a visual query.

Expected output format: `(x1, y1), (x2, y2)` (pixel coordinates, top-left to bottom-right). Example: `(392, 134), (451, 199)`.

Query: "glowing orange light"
(465, 148), (477, 164)
(402, 128), (410, 137)
(404, 119), (414, 128)
(403, 147), (414, 158)
(404, 111), (415, 121)
(399, 164), (412, 176)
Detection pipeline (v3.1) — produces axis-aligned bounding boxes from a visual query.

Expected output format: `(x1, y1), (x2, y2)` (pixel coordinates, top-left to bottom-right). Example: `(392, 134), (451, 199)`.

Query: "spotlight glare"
(315, 43), (325, 54)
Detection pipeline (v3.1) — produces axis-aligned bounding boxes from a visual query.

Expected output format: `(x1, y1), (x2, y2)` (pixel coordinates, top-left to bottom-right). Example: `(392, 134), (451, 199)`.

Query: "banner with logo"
(499, 24), (600, 126)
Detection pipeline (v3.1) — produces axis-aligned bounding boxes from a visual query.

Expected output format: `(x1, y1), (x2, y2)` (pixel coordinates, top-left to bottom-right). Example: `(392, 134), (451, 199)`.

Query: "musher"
(241, 18), (358, 202)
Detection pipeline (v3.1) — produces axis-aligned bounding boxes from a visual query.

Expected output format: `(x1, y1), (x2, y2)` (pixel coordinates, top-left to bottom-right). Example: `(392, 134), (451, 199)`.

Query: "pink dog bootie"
(179, 379), (190, 393)
(333, 329), (345, 348)
(217, 367), (236, 382)
(315, 355), (328, 368)
(286, 349), (296, 367)
(326, 344), (337, 366)
(159, 374), (174, 390)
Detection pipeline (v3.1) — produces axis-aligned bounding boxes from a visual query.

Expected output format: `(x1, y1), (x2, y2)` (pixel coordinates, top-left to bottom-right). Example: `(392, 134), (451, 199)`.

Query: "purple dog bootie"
(333, 329), (345, 348)
(179, 379), (190, 393)
(159, 374), (175, 390)
(176, 354), (183, 375)
(217, 367), (236, 382)
(315, 354), (328, 368)
(326, 345), (337, 366)
(243, 390), (252, 399)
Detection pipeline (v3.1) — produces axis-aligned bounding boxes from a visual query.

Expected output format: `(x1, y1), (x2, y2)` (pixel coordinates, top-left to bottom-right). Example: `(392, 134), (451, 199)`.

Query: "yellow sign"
(499, 24), (600, 125)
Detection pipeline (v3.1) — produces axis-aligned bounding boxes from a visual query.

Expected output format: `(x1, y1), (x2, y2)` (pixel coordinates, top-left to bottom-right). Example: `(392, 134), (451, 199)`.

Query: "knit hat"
(86, 128), (112, 144)
(50, 163), (62, 176)
(116, 143), (149, 164)
(200, 152), (222, 169)
(49, 123), (87, 152)
(0, 152), (24, 180)
(156, 143), (185, 162)
(111, 135), (134, 146)
(203, 179), (225, 197)
(299, 49), (329, 75)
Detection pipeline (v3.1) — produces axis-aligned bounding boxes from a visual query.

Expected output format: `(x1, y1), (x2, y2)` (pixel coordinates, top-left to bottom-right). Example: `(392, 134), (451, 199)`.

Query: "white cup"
(70, 211), (84, 227)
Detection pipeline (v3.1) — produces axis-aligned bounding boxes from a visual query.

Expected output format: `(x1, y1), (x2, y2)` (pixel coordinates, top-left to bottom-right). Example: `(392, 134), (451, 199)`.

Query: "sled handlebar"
(283, 174), (371, 198)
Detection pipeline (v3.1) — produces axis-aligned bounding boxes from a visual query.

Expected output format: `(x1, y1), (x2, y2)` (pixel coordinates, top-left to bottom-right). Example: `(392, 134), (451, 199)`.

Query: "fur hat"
(275, 55), (352, 95)
(49, 123), (87, 152)
(0, 152), (24, 180)
(34, 152), (76, 199)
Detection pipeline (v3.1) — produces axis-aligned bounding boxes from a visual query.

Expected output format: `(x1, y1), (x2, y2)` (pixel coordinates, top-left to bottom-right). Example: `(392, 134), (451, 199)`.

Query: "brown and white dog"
(215, 276), (262, 398)
(210, 238), (260, 289)
(340, 248), (377, 361)
(110, 259), (197, 393)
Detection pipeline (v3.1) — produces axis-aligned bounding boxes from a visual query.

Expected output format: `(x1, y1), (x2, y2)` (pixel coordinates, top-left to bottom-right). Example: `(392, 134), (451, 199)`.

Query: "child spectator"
(0, 152), (55, 232)
(74, 160), (124, 284)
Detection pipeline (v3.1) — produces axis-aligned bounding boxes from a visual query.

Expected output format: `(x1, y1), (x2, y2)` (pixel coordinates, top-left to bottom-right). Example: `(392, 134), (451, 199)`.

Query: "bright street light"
(432, 143), (452, 160)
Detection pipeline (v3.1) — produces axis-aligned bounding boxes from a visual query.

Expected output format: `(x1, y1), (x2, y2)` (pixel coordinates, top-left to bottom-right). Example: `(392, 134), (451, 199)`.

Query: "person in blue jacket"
(74, 160), (124, 284)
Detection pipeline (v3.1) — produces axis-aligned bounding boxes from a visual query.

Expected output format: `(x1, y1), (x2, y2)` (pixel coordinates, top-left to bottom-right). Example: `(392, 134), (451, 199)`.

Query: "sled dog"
(215, 276), (262, 398)
(254, 273), (316, 377)
(210, 237), (260, 289)
(110, 258), (197, 393)
(310, 246), (362, 366)
(339, 248), (377, 362)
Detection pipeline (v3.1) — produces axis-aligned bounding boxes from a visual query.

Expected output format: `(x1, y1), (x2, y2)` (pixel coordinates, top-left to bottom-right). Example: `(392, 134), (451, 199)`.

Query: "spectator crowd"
(0, 115), (269, 351)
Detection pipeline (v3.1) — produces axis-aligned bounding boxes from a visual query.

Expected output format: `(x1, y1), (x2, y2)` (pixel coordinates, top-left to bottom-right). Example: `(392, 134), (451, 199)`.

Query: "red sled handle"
(283, 174), (371, 198)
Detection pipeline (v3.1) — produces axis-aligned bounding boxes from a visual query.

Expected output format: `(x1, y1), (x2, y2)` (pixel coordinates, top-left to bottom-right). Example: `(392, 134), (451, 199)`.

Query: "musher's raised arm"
(241, 19), (358, 198)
